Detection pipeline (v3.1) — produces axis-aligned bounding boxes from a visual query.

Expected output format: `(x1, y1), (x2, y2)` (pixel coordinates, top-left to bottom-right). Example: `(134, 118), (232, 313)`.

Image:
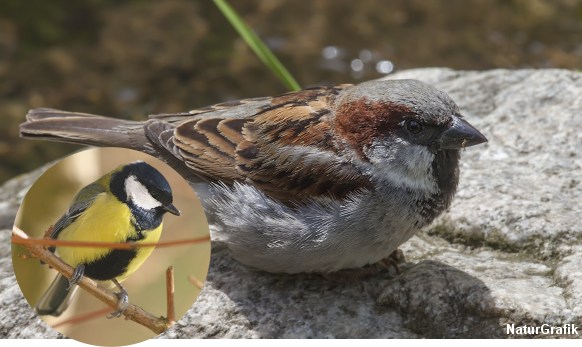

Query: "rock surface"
(1, 68), (580, 338)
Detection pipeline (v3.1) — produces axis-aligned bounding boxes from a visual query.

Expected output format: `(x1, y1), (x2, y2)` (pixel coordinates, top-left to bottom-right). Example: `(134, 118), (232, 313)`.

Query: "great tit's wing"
(144, 85), (372, 202)
(48, 182), (105, 243)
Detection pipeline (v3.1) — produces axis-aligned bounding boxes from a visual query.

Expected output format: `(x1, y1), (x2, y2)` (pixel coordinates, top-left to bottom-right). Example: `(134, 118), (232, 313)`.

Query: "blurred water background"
(1, 0), (581, 183)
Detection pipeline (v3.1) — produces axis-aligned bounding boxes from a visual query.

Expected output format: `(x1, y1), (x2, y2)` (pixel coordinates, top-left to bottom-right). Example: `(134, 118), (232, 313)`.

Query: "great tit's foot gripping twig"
(68, 264), (85, 288)
(107, 279), (129, 318)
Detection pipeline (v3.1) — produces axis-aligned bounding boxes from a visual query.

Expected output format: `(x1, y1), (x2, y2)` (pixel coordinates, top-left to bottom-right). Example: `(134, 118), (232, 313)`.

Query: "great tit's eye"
(150, 189), (165, 202)
(405, 119), (423, 134)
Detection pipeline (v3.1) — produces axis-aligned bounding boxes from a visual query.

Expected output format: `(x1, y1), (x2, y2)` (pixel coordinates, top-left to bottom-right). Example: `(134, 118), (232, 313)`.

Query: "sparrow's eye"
(405, 119), (423, 134)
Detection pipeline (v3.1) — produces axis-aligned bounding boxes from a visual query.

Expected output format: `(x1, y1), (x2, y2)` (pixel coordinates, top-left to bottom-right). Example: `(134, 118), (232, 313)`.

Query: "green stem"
(213, 0), (301, 91)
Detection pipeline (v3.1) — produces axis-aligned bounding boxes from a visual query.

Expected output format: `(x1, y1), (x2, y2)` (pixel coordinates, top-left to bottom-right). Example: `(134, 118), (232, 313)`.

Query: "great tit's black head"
(110, 161), (180, 216)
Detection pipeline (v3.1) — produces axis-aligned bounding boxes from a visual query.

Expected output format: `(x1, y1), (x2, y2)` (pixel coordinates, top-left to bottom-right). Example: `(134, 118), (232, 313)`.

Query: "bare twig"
(188, 275), (204, 290)
(52, 307), (111, 329)
(12, 226), (173, 334)
(12, 229), (210, 250)
(166, 266), (175, 324)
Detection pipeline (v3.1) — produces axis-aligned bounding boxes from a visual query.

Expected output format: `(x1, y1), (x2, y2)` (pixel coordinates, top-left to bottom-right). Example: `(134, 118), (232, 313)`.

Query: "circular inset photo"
(11, 147), (210, 346)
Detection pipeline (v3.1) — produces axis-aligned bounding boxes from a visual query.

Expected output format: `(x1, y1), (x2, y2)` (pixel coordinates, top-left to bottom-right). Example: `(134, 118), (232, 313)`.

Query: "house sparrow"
(20, 79), (487, 273)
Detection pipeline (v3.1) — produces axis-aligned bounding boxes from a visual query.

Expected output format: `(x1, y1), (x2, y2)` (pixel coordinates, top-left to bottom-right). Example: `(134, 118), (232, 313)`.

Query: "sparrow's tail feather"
(20, 108), (209, 184)
(35, 274), (78, 317)
(20, 108), (148, 150)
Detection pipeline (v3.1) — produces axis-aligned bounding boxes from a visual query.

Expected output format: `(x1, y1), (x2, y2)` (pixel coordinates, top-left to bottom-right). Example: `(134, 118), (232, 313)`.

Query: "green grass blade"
(213, 0), (301, 91)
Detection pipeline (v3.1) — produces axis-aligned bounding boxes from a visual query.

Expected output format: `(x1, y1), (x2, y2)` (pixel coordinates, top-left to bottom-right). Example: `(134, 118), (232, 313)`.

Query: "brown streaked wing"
(145, 95), (277, 180)
(147, 84), (372, 202)
(235, 85), (373, 202)
(174, 118), (243, 182)
(149, 96), (273, 122)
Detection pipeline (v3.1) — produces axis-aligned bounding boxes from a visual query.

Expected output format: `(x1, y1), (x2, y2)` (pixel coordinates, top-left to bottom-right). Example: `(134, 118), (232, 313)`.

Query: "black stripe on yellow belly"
(82, 249), (137, 281)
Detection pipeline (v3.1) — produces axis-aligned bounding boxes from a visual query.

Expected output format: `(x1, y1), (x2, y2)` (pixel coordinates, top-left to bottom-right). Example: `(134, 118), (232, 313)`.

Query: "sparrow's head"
(334, 79), (487, 193)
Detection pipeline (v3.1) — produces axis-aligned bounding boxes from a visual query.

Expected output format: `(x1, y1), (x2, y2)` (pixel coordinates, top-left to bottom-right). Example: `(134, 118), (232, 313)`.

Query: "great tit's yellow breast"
(115, 222), (162, 282)
(56, 192), (156, 270)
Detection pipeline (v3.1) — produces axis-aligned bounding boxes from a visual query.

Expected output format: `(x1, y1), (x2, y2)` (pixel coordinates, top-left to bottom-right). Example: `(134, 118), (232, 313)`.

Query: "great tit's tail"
(35, 274), (78, 317)
(20, 108), (149, 150)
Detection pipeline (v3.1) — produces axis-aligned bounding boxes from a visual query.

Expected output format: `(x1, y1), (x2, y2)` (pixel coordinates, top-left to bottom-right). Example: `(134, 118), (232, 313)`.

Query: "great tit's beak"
(437, 116), (488, 150)
(164, 203), (181, 216)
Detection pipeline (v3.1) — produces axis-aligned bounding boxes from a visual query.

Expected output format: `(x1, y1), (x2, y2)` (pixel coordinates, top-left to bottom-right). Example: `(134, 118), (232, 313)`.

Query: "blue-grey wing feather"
(48, 182), (105, 244)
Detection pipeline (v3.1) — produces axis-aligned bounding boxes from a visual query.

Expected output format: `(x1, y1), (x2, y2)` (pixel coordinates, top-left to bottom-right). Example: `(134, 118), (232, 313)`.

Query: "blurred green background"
(1, 0), (582, 183)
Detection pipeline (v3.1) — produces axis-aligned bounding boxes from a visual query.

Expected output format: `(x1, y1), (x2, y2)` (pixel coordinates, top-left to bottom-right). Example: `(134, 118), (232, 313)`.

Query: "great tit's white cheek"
(124, 175), (162, 210)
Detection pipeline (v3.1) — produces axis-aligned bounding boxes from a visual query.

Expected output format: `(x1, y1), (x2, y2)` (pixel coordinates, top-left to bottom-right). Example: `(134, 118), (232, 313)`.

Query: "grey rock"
(0, 167), (59, 338)
(377, 259), (502, 338)
(0, 169), (45, 230)
(1, 68), (581, 339)
(0, 230), (59, 338)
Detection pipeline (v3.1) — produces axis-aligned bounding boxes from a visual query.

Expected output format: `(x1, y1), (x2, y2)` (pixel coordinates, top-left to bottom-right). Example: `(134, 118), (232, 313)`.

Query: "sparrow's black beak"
(437, 116), (488, 150)
(163, 203), (181, 216)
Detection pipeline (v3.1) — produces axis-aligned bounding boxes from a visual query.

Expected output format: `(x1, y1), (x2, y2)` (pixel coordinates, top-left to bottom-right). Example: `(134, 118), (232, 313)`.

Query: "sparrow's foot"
(68, 264), (85, 288)
(320, 249), (407, 281)
(320, 264), (390, 282)
(107, 279), (129, 318)
(315, 248), (408, 282)
(378, 248), (406, 274)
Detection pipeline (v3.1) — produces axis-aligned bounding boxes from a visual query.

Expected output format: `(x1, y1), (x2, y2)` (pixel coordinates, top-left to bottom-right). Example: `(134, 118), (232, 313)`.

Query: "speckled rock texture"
(1, 68), (580, 339)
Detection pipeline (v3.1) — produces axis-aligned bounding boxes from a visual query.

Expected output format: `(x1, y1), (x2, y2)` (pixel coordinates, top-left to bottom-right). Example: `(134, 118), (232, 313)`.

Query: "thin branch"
(12, 226), (173, 334)
(52, 307), (111, 329)
(188, 275), (204, 290)
(12, 228), (210, 250)
(166, 266), (175, 324)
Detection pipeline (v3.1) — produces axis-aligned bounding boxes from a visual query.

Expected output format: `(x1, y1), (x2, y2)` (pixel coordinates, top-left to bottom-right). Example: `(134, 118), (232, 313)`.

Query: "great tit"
(35, 161), (180, 317)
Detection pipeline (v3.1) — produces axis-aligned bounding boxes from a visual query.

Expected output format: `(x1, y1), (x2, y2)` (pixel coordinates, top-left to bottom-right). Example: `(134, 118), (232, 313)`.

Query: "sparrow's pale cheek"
(363, 139), (438, 194)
